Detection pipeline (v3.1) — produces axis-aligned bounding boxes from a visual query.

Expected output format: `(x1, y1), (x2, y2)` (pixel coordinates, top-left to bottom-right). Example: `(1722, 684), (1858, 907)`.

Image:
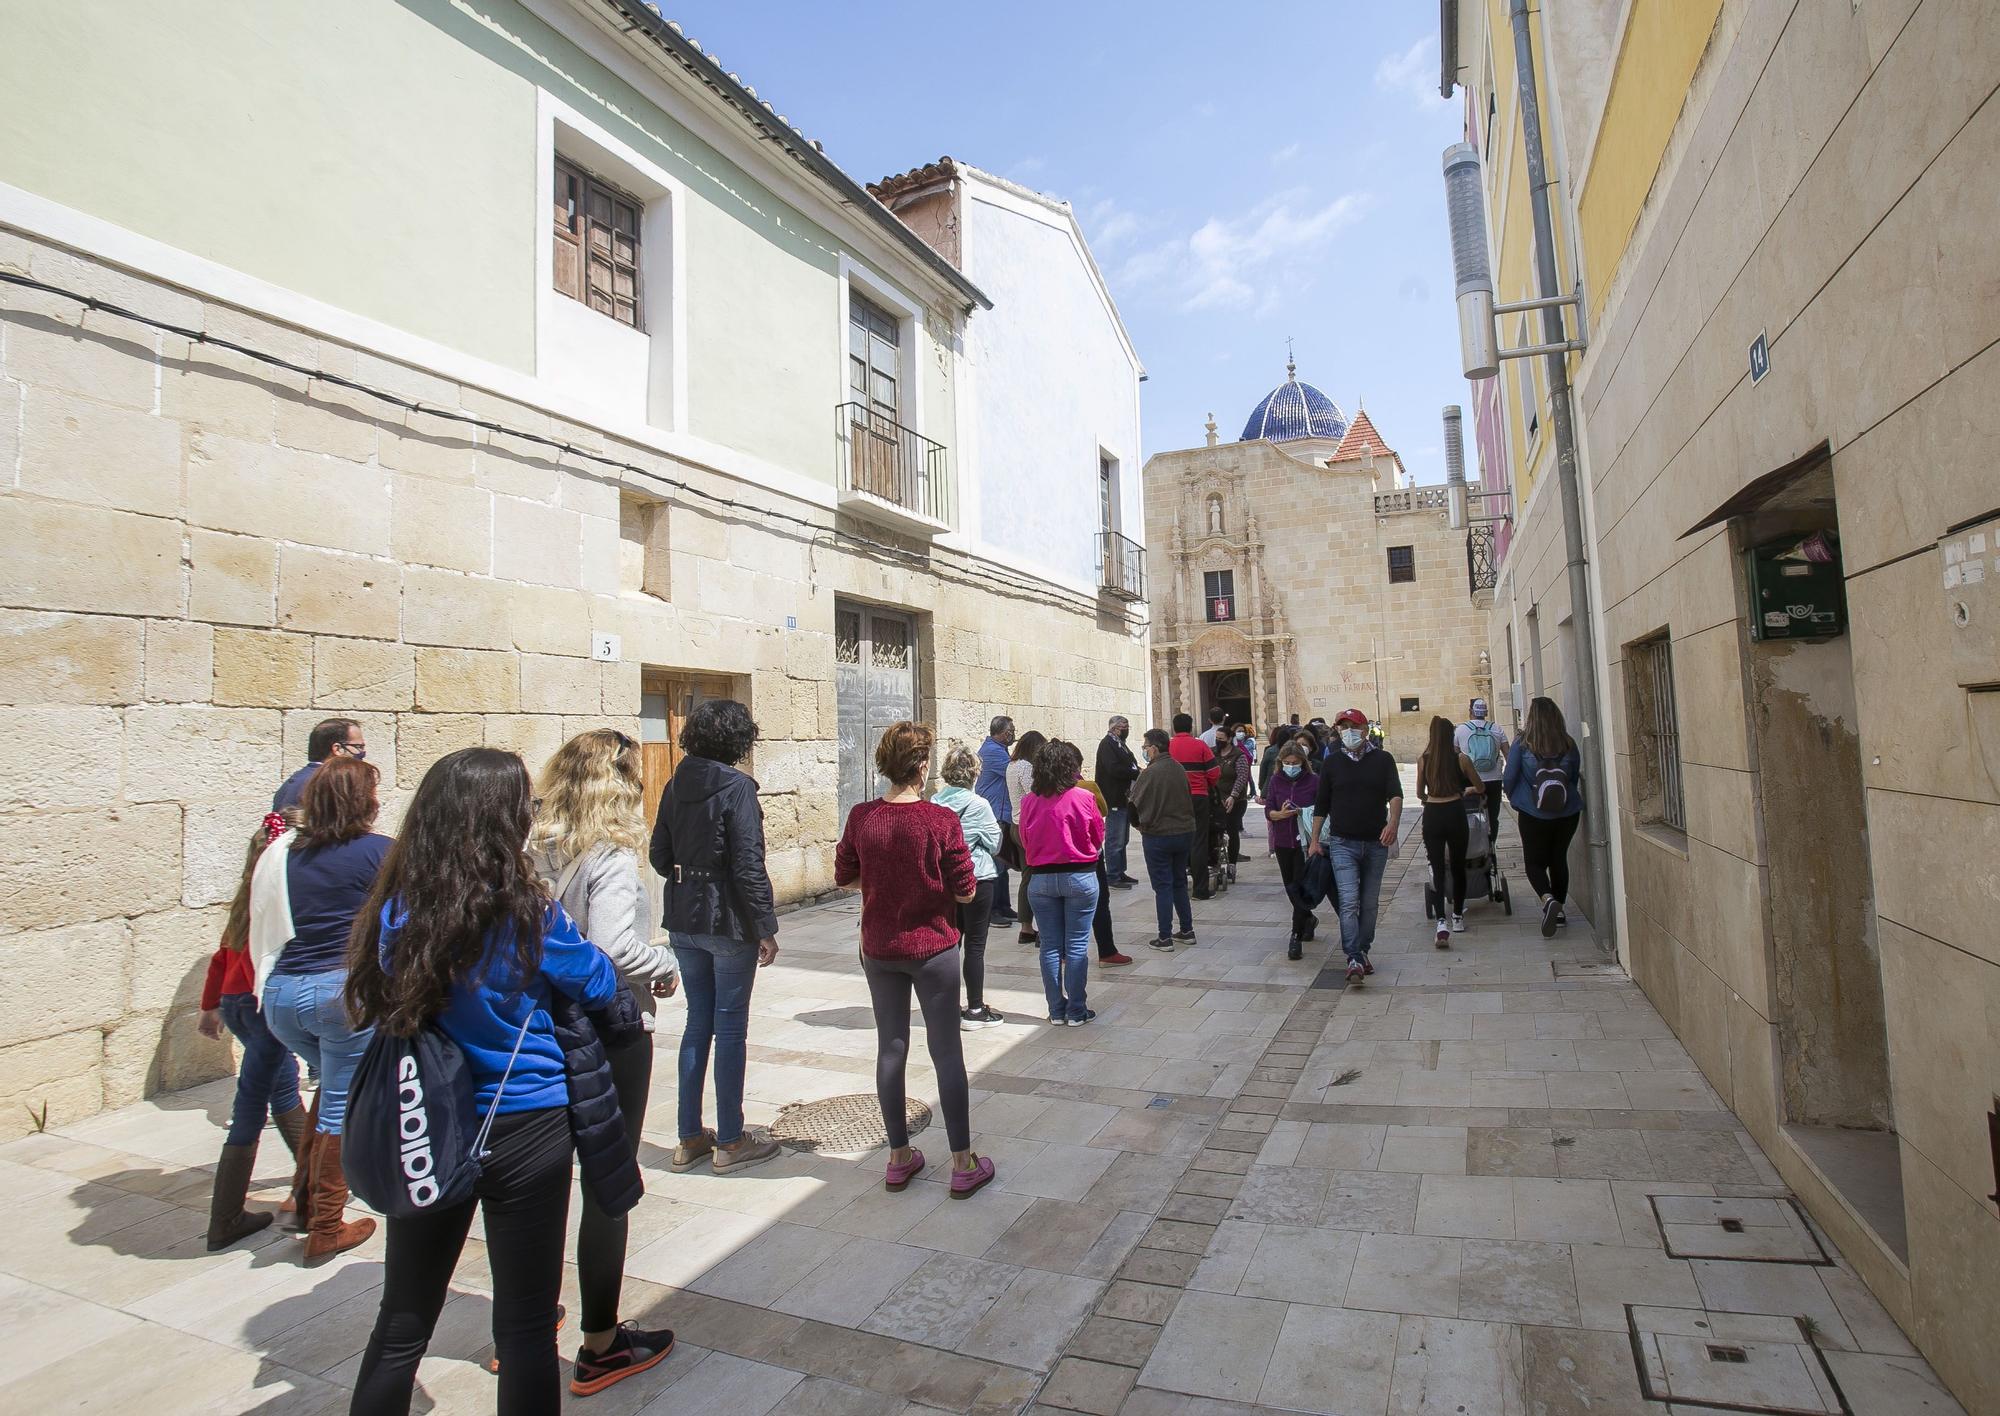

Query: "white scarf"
(247, 830), (297, 1004)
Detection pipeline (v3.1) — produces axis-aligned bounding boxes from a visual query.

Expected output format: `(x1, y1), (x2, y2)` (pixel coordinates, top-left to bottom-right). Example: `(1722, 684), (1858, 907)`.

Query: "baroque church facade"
(1143, 363), (1493, 757)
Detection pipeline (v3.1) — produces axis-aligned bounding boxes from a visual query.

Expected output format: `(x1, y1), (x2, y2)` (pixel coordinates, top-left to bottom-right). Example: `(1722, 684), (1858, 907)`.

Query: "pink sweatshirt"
(1018, 787), (1105, 868)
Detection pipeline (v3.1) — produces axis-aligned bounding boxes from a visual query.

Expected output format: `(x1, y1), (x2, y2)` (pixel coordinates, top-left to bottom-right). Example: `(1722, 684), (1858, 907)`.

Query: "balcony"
(1098, 530), (1146, 601)
(835, 402), (953, 537)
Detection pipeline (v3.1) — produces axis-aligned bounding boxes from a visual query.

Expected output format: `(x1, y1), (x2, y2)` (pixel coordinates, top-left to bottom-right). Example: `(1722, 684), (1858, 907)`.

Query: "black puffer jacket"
(550, 985), (645, 1217)
(647, 755), (780, 945)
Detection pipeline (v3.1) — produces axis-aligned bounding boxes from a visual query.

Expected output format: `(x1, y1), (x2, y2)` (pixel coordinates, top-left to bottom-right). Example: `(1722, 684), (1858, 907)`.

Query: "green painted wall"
(0, 0), (956, 489)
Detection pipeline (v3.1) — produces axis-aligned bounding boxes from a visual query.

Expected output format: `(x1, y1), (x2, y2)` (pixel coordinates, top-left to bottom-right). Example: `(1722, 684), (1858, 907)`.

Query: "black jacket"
(550, 987), (645, 1217)
(1093, 734), (1140, 809)
(648, 755), (779, 945)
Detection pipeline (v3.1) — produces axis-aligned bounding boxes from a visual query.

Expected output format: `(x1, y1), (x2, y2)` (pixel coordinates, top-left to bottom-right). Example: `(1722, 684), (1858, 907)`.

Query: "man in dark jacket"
(647, 699), (782, 1172)
(1094, 715), (1140, 888)
(976, 716), (1019, 924)
(1307, 708), (1403, 982)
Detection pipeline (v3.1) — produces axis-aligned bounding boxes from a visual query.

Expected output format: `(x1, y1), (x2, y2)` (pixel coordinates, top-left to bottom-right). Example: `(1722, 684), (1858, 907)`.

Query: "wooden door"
(639, 674), (734, 826)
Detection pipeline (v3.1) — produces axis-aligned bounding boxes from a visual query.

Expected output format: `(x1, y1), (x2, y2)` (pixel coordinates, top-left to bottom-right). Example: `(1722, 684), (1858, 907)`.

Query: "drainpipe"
(1506, 0), (1616, 952)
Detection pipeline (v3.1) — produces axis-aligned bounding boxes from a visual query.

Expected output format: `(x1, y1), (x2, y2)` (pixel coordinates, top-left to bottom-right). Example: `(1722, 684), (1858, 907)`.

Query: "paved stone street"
(0, 805), (1964, 1415)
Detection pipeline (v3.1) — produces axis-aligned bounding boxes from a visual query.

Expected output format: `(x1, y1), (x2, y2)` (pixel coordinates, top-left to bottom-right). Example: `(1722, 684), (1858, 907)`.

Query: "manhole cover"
(769, 1093), (931, 1155)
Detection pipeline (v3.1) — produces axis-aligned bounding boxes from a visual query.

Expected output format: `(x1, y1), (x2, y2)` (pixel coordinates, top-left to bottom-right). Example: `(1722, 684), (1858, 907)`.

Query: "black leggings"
(1273, 846), (1317, 937)
(1224, 796), (1248, 863)
(863, 948), (971, 1153)
(1422, 803), (1470, 914)
(1092, 861), (1119, 959)
(1190, 796), (1213, 896)
(959, 878), (995, 1008)
(1481, 780), (1504, 847)
(352, 1106), (573, 1416)
(577, 1029), (650, 1335)
(1517, 811), (1581, 904)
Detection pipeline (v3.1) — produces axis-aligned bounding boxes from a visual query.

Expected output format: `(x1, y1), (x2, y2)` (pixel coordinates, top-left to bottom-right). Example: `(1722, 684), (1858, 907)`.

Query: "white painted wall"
(956, 179), (1143, 588)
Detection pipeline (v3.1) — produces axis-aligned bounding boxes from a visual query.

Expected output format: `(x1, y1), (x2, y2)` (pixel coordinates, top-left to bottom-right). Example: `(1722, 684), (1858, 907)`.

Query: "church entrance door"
(1199, 668), (1253, 729)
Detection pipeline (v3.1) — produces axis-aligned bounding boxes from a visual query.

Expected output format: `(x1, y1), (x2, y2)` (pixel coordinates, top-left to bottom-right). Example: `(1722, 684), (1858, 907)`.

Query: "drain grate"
(768, 1093), (930, 1155)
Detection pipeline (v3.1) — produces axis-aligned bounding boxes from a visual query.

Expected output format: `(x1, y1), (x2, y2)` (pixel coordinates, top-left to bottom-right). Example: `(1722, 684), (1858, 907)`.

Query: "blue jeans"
(1103, 806), (1133, 880)
(262, 969), (373, 1134)
(673, 933), (760, 1145)
(1141, 832), (1193, 939)
(219, 992), (302, 1147)
(1327, 837), (1390, 963)
(1028, 869), (1097, 1021)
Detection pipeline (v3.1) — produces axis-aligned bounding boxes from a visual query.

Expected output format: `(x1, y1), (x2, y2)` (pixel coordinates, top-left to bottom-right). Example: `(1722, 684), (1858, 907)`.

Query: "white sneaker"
(1434, 921), (1450, 947)
(1450, 913), (1466, 933)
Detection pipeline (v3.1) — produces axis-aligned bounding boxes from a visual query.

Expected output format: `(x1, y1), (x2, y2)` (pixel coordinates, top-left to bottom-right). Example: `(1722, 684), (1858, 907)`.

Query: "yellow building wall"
(1576, 0), (1726, 326)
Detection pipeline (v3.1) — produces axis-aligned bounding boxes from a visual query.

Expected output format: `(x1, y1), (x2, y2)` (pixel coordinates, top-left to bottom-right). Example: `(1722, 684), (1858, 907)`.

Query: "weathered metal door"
(835, 603), (918, 823)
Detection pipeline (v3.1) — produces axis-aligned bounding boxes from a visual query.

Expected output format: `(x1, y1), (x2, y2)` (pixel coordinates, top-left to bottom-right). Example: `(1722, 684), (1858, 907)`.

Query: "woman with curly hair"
(345, 747), (625, 1414)
(648, 699), (783, 1174)
(835, 722), (994, 1197)
(1020, 739), (1106, 1025)
(531, 729), (678, 1391)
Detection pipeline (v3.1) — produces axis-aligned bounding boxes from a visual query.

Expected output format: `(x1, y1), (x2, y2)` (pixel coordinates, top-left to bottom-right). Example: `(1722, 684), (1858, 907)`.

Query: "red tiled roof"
(1330, 408), (1393, 461)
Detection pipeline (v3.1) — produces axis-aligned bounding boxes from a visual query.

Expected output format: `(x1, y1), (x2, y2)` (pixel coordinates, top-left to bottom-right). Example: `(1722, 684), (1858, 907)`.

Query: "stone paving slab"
(0, 799), (1963, 1414)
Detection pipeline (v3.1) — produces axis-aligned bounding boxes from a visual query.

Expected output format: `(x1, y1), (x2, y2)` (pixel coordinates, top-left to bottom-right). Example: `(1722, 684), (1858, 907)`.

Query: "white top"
(1005, 758), (1034, 821)
(1453, 719), (1511, 783)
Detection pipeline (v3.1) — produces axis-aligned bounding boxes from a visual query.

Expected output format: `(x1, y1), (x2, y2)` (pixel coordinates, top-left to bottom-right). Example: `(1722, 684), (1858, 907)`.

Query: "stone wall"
(1568, 0), (2000, 1405)
(0, 229), (1147, 1138)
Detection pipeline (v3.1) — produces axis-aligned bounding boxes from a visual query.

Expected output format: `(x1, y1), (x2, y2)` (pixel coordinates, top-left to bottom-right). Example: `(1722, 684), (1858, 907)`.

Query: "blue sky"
(669, 3), (1466, 479)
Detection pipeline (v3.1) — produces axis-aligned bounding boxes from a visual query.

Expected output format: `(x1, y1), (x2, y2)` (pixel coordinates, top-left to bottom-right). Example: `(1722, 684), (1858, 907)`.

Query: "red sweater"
(834, 798), (978, 961)
(1168, 733), (1221, 797)
(201, 945), (255, 1010)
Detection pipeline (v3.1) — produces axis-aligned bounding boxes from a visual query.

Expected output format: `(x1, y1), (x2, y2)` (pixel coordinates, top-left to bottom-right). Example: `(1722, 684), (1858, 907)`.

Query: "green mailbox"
(1748, 533), (1846, 641)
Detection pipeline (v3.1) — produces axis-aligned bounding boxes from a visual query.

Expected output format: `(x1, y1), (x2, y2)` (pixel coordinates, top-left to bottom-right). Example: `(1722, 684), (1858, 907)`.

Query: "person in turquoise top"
(1502, 696), (1586, 938)
(935, 744), (1005, 1026)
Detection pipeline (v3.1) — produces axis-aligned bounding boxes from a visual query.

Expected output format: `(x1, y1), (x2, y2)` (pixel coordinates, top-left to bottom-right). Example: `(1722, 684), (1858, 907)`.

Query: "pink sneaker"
(949, 1155), (995, 1199)
(884, 1150), (926, 1191)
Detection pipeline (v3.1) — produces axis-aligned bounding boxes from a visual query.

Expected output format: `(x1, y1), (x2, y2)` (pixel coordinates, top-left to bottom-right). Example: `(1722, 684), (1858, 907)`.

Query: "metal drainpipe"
(1507, 0), (1616, 953)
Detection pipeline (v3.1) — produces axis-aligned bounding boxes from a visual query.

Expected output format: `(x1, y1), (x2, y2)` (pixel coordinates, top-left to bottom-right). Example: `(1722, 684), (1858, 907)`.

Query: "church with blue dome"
(1239, 356), (1350, 449)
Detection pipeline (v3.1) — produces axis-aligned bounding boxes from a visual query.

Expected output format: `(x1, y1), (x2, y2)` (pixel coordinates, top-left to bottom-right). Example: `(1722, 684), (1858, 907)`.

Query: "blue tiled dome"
(1241, 363), (1349, 443)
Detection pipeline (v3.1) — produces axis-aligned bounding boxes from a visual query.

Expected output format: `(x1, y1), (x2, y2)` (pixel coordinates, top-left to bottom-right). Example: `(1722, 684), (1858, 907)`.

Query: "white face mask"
(1340, 727), (1366, 750)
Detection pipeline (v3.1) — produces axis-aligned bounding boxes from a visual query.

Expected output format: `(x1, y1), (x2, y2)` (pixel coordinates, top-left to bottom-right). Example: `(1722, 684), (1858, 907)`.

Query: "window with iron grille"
(553, 157), (642, 328)
(1626, 634), (1685, 833)
(1387, 545), (1416, 583)
(1203, 569), (1235, 623)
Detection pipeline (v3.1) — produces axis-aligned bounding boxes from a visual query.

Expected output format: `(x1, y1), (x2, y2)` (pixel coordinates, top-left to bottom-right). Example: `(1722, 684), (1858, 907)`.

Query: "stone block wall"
(0, 229), (1146, 1137)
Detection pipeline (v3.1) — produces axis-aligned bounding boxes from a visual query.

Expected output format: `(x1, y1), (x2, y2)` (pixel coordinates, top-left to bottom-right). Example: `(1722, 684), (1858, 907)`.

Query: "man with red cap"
(1307, 708), (1403, 981)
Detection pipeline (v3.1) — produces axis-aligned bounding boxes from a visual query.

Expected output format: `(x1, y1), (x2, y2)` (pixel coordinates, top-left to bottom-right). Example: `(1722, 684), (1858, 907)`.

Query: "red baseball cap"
(1334, 707), (1369, 728)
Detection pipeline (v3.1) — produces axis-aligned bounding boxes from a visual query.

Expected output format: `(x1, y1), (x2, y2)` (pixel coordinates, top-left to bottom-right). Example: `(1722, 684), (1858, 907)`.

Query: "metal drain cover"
(769, 1093), (931, 1155)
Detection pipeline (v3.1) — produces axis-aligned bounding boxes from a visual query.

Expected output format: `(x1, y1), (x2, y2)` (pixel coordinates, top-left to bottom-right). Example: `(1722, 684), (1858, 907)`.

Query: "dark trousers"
(1272, 847), (1318, 938)
(1009, 825), (1037, 931)
(218, 991), (302, 1147)
(1422, 803), (1470, 914)
(577, 1029), (650, 1335)
(1224, 796), (1248, 863)
(1141, 832), (1193, 938)
(1481, 780), (1504, 847)
(1518, 811), (1581, 904)
(1189, 796), (1214, 897)
(352, 1107), (573, 1416)
(1092, 861), (1119, 959)
(863, 948), (971, 1152)
(959, 877), (995, 1009)
(992, 861), (1017, 923)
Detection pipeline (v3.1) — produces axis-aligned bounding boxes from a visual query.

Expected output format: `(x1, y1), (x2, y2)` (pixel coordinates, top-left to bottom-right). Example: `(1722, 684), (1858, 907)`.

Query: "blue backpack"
(1465, 722), (1502, 774)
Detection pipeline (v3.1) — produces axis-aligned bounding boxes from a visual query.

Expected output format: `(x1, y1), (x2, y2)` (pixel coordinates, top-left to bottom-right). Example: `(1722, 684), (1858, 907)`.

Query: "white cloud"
(1118, 189), (1369, 312)
(1375, 35), (1450, 108)
(1270, 141), (1302, 166)
(1085, 197), (1141, 251)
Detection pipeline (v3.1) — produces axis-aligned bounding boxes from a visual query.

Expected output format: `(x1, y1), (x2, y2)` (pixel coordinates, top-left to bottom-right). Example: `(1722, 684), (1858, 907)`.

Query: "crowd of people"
(194, 689), (1584, 1412)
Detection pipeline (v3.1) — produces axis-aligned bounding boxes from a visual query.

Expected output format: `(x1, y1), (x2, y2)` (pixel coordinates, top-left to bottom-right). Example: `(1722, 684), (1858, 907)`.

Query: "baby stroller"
(1424, 800), (1512, 919)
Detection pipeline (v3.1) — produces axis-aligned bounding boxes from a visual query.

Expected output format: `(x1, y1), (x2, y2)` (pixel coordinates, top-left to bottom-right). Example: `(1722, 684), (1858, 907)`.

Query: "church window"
(1387, 545), (1416, 583)
(1203, 570), (1235, 623)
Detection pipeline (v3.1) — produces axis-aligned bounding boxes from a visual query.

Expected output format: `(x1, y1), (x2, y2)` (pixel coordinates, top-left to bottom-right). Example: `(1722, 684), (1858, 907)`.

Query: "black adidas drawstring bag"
(344, 1010), (531, 1220)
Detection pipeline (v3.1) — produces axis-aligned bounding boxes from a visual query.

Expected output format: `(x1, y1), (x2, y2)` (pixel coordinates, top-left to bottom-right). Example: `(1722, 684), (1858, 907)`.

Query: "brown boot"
(283, 1099), (319, 1234)
(273, 1104), (310, 1231)
(304, 1131), (376, 1263)
(206, 1143), (274, 1251)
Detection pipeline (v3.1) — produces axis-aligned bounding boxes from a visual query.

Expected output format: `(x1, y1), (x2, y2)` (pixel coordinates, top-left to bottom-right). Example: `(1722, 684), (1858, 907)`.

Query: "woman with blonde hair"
(531, 728), (678, 1392)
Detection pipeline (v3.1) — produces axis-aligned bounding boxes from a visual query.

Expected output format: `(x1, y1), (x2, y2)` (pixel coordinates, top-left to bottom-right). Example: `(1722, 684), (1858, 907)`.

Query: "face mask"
(1281, 763), (1303, 779)
(1234, 732), (1246, 743)
(1340, 728), (1365, 750)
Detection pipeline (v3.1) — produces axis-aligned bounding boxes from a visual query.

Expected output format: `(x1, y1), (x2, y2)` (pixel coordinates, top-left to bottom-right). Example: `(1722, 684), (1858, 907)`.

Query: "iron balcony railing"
(1098, 530), (1146, 601)
(835, 402), (953, 527)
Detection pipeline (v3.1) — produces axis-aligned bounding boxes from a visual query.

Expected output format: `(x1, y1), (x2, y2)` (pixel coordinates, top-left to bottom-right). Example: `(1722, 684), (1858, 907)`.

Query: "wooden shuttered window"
(553, 157), (643, 330)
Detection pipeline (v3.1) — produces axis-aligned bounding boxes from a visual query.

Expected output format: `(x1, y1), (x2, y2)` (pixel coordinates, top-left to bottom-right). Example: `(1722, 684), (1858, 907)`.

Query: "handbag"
(343, 1007), (531, 1219)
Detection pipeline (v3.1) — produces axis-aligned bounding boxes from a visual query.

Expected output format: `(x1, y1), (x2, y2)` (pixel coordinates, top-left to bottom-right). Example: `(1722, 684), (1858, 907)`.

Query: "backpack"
(344, 1009), (529, 1219)
(1465, 722), (1501, 774)
(1531, 755), (1573, 814)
